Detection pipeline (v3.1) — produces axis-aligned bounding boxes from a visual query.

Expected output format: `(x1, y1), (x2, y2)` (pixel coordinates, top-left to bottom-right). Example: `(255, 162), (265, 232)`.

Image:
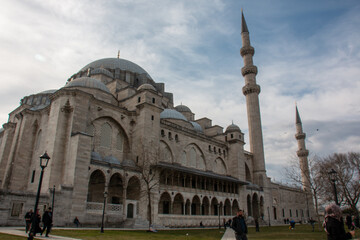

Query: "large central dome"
(80, 58), (152, 79)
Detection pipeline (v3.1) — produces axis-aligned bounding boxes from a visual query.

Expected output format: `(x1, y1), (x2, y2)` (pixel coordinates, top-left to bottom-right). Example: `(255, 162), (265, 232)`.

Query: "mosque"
(0, 12), (314, 227)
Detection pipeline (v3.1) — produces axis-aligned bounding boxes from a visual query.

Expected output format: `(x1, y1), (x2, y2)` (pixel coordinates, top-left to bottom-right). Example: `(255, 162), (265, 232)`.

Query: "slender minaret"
(240, 11), (266, 186)
(295, 105), (311, 192)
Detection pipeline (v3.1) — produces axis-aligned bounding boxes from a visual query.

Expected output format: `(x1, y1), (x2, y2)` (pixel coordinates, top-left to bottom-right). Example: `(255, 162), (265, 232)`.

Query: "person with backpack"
(231, 209), (248, 240)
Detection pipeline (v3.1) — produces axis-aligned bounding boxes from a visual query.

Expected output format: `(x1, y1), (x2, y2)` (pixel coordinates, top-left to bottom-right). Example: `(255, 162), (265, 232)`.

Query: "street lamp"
(28, 152), (50, 240)
(100, 191), (108, 233)
(328, 168), (339, 205)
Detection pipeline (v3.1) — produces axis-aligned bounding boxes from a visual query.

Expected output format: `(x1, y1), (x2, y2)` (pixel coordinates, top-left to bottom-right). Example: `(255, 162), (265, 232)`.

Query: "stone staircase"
(121, 218), (149, 229)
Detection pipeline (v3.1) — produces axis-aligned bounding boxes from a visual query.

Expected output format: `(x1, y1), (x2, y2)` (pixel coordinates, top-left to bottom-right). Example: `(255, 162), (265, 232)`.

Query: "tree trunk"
(147, 189), (152, 229)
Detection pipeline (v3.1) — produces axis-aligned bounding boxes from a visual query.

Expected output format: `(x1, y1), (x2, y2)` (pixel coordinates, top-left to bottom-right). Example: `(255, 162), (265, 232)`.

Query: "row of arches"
(158, 192), (239, 216)
(87, 170), (140, 204)
(159, 170), (239, 194)
(160, 141), (227, 175)
(247, 193), (264, 219)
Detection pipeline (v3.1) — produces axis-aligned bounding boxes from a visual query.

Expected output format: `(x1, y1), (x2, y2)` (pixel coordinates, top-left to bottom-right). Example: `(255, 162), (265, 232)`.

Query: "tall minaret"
(240, 11), (266, 186)
(295, 106), (311, 192)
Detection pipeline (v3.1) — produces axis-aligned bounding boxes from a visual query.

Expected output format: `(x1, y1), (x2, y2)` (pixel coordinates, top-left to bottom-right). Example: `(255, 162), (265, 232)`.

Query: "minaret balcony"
(297, 149), (309, 157)
(242, 83), (260, 95)
(295, 133), (306, 140)
(240, 46), (255, 57)
(241, 65), (258, 76)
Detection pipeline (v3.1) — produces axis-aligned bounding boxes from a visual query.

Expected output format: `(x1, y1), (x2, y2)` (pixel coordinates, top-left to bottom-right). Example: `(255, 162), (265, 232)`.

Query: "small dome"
(91, 68), (114, 78)
(121, 159), (136, 168)
(37, 89), (57, 95)
(137, 83), (156, 91)
(190, 121), (203, 132)
(175, 104), (192, 113)
(225, 123), (241, 133)
(104, 155), (121, 165)
(160, 109), (187, 121)
(91, 151), (102, 161)
(64, 77), (110, 93)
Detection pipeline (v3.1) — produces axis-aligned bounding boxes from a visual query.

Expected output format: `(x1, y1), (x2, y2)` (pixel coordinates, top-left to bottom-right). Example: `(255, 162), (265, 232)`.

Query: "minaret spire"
(295, 106), (311, 192)
(241, 10), (249, 33)
(240, 11), (266, 186)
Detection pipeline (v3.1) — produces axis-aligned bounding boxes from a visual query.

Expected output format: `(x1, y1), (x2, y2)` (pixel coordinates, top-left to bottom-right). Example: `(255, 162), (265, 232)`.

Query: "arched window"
(100, 123), (112, 148)
(189, 148), (196, 168)
(116, 133), (123, 151)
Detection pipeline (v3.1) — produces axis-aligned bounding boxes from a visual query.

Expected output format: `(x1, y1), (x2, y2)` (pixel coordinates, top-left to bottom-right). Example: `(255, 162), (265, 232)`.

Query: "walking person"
(24, 209), (33, 233)
(42, 207), (53, 237)
(255, 218), (260, 232)
(323, 203), (355, 240)
(73, 217), (80, 227)
(231, 209), (248, 240)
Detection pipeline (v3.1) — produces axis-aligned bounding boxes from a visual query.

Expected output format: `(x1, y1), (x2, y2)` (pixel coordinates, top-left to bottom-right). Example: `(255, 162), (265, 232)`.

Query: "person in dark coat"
(345, 215), (354, 230)
(24, 209), (33, 233)
(231, 209), (248, 240)
(30, 209), (42, 237)
(323, 204), (355, 240)
(73, 217), (80, 227)
(42, 207), (53, 237)
(255, 218), (260, 232)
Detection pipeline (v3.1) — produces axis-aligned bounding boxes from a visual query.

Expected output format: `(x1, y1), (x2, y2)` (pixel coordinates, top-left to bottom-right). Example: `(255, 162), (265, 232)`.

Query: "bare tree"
(318, 152), (360, 226)
(136, 142), (160, 230)
(285, 155), (324, 229)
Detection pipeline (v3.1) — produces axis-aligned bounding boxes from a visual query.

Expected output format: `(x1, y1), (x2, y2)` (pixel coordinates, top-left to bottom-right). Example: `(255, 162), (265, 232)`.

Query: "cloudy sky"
(1, 0), (359, 182)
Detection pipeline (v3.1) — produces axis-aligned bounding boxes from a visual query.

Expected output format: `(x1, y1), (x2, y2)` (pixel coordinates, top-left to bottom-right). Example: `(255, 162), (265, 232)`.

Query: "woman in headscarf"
(323, 204), (355, 240)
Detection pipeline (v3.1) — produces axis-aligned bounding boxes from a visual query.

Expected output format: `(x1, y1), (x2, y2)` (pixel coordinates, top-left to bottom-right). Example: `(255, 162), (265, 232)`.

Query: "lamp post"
(100, 191), (108, 233)
(328, 168), (339, 205)
(28, 152), (50, 240)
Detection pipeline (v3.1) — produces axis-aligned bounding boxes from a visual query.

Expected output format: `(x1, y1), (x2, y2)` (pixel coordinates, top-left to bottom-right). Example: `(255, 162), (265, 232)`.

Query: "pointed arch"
(108, 173), (123, 204)
(247, 194), (252, 216)
(87, 170), (106, 202)
(211, 197), (219, 215)
(126, 176), (140, 200)
(173, 193), (184, 215)
(232, 199), (239, 215)
(252, 193), (259, 218)
(35, 129), (42, 150)
(159, 140), (173, 163)
(245, 163), (251, 182)
(191, 195), (201, 215)
(183, 143), (206, 170)
(224, 199), (231, 216)
(214, 157), (227, 175)
(202, 196), (210, 215)
(159, 192), (171, 214)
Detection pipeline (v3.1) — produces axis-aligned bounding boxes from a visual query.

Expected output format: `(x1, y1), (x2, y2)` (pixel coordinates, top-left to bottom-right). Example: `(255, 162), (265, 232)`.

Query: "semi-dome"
(225, 123), (241, 133)
(121, 159), (136, 168)
(91, 151), (102, 161)
(190, 121), (203, 132)
(104, 155), (121, 165)
(137, 83), (156, 91)
(80, 58), (152, 79)
(175, 104), (192, 113)
(160, 109), (187, 121)
(64, 77), (110, 93)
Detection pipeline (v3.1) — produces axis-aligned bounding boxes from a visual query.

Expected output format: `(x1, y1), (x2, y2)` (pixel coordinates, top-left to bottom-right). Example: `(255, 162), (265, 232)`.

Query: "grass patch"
(0, 233), (27, 240)
(6, 224), (356, 240)
(51, 228), (224, 240)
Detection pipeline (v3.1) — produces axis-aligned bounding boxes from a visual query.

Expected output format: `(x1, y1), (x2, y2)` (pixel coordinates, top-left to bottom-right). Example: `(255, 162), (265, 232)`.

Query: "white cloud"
(0, 0), (359, 183)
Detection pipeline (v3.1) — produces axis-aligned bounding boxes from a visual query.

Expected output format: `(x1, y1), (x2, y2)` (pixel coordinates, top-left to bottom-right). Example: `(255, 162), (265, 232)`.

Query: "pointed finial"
(296, 104), (302, 124)
(117, 50), (120, 58)
(241, 9), (249, 33)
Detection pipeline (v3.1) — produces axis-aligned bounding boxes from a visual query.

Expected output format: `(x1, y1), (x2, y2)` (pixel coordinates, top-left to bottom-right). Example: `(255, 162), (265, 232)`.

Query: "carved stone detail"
(241, 65), (258, 76)
(242, 83), (260, 95)
(61, 99), (73, 113)
(240, 46), (254, 57)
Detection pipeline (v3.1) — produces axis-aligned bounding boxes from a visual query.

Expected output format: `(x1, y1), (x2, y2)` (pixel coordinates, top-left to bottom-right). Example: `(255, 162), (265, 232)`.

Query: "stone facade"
(0, 13), (314, 227)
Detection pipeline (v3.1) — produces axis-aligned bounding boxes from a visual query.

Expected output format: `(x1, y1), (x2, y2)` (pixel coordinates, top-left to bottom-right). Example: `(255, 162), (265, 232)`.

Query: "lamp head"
(40, 152), (50, 168)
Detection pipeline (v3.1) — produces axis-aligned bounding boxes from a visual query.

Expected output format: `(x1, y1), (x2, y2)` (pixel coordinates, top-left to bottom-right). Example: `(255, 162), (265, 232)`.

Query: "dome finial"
(117, 50), (120, 59)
